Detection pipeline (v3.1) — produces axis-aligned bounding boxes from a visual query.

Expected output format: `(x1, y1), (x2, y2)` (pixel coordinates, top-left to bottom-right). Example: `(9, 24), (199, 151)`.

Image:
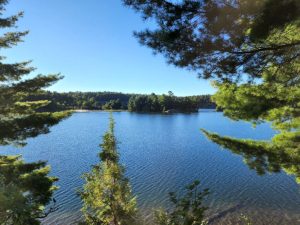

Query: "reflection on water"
(2, 111), (300, 224)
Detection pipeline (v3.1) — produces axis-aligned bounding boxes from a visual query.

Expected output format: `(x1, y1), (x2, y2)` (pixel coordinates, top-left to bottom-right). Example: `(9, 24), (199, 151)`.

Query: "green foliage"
(26, 91), (214, 112)
(0, 111), (69, 147)
(124, 0), (300, 182)
(81, 115), (137, 225)
(154, 180), (209, 225)
(250, 0), (300, 40)
(128, 94), (161, 112)
(124, 0), (300, 81)
(204, 17), (300, 182)
(0, 9), (70, 146)
(128, 93), (213, 113)
(0, 0), (69, 223)
(26, 91), (132, 111)
(201, 130), (300, 184)
(102, 99), (122, 110)
(211, 78), (299, 151)
(0, 155), (58, 225)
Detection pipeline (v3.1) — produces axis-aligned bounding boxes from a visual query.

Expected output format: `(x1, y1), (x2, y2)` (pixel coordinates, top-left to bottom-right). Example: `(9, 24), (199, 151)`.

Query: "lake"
(2, 111), (300, 224)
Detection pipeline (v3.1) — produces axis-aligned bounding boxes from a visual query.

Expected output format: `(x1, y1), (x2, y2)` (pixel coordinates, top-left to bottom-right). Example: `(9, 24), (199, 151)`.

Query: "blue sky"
(4, 0), (215, 96)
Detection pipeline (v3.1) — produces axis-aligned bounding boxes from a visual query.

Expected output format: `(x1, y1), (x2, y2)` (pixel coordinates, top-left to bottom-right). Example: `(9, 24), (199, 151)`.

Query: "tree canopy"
(123, 0), (300, 81)
(124, 0), (300, 182)
(102, 99), (122, 110)
(0, 6), (70, 146)
(25, 91), (214, 112)
(128, 93), (211, 112)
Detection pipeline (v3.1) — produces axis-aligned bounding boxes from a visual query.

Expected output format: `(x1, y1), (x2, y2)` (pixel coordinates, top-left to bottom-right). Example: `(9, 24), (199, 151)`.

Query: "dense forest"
(26, 91), (215, 112)
(127, 92), (213, 112)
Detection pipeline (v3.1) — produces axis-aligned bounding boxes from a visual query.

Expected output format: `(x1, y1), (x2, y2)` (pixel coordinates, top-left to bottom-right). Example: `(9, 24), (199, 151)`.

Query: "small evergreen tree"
(154, 180), (209, 225)
(81, 115), (137, 225)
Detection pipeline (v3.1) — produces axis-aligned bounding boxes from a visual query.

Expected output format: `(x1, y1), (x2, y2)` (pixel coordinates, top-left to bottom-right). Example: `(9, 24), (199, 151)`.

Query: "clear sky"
(4, 0), (215, 96)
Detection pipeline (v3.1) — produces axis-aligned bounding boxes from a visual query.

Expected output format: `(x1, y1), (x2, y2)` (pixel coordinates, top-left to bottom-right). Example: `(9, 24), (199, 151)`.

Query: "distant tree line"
(128, 92), (214, 113)
(26, 91), (131, 111)
(26, 91), (215, 112)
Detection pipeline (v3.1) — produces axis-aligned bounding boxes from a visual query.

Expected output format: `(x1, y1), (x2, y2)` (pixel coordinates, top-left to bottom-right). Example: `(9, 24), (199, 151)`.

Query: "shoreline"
(72, 109), (127, 113)
(71, 109), (216, 113)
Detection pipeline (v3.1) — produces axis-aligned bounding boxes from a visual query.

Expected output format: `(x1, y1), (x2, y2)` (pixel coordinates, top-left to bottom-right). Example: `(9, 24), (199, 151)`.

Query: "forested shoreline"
(26, 91), (216, 112)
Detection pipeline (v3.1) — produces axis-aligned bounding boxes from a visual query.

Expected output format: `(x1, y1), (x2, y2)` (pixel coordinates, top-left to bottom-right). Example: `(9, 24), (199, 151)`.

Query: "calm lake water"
(2, 111), (300, 224)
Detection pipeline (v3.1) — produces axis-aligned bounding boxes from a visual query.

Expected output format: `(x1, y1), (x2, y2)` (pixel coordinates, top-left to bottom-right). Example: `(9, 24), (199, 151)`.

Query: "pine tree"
(81, 115), (137, 225)
(0, 0), (70, 223)
(0, 3), (69, 146)
(124, 0), (300, 182)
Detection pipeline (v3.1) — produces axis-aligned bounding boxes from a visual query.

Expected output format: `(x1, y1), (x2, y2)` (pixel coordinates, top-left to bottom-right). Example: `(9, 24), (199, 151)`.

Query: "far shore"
(72, 109), (126, 113)
(71, 109), (216, 113)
